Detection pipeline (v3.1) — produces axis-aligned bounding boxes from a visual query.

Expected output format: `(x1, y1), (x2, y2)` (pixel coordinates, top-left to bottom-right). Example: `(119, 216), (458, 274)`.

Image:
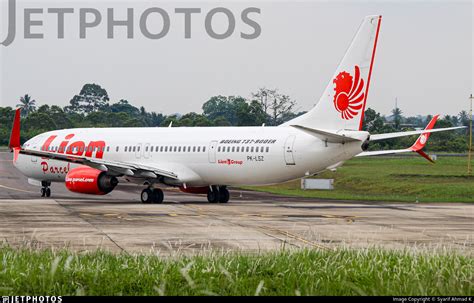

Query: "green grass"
(0, 247), (471, 296)
(244, 156), (474, 203)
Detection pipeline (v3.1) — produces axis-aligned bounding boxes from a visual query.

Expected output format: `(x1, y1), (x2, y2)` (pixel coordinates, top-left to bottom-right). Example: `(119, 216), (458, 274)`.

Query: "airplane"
(7, 15), (463, 204)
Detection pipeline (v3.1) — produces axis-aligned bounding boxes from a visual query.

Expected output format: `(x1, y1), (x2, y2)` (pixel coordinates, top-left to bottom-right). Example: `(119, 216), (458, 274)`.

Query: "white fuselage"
(14, 126), (367, 187)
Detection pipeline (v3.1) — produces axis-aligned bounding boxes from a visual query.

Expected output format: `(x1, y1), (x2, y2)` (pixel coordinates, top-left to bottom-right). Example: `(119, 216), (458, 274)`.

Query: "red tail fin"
(9, 109), (21, 150)
(410, 115), (439, 163)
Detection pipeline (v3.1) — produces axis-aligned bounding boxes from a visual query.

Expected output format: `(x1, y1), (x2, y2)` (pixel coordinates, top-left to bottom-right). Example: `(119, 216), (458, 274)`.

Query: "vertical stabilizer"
(285, 15), (382, 131)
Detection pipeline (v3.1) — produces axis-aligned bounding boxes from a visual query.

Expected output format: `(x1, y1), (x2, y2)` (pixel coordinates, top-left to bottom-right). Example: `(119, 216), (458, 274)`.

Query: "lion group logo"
(333, 65), (365, 120)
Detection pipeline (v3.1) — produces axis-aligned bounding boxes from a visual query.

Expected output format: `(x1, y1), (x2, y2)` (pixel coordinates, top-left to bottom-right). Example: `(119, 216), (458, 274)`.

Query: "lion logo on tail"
(333, 65), (365, 120)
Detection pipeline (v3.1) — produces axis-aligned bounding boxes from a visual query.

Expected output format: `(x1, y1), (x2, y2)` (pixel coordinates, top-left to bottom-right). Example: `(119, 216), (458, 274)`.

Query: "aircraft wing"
(358, 115), (444, 163)
(8, 108), (177, 180)
(18, 148), (178, 180)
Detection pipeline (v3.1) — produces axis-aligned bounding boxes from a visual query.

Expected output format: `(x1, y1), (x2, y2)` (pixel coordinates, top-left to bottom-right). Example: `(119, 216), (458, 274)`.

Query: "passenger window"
(251, 147), (254, 153)
(145, 146), (148, 152)
(116, 146), (120, 152)
(266, 147), (269, 153)
(197, 147), (201, 152)
(133, 146), (136, 152)
(236, 147), (240, 152)
(203, 147), (206, 152)
(193, 146), (196, 152)
(246, 146), (250, 152)
(232, 146), (235, 152)
(160, 146), (164, 152)
(218, 146), (221, 152)
(178, 146), (181, 152)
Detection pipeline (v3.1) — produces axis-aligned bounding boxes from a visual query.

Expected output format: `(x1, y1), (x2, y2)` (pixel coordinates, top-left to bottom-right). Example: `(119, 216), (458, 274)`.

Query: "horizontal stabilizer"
(358, 115), (445, 163)
(290, 125), (361, 144)
(370, 126), (464, 141)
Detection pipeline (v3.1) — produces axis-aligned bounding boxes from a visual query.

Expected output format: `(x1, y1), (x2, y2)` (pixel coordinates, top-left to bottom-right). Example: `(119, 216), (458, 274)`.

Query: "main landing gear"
(40, 181), (51, 198)
(141, 187), (164, 204)
(207, 186), (230, 204)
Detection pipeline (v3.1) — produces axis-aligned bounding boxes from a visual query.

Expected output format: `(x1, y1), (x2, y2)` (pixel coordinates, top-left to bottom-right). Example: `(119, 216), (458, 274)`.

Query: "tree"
(362, 108), (384, 134)
(235, 100), (267, 126)
(252, 87), (276, 115)
(110, 100), (140, 116)
(17, 94), (37, 117)
(269, 93), (296, 125)
(251, 88), (296, 125)
(202, 96), (235, 123)
(213, 116), (231, 126)
(160, 115), (181, 127)
(66, 84), (110, 114)
(458, 110), (470, 127)
(391, 106), (403, 130)
(23, 112), (57, 133)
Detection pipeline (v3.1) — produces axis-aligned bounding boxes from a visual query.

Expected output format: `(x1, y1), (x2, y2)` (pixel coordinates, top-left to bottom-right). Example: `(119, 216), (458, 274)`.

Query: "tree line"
(0, 83), (470, 152)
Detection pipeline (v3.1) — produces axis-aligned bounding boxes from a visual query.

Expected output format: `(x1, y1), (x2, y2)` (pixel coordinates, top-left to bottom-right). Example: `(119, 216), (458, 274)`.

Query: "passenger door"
(208, 141), (218, 163)
(284, 136), (296, 165)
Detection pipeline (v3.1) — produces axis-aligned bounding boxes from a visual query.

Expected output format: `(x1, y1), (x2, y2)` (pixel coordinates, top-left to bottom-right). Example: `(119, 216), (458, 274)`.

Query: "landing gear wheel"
(152, 189), (164, 204)
(41, 188), (46, 197)
(141, 188), (153, 204)
(45, 188), (51, 198)
(207, 187), (219, 203)
(218, 188), (230, 204)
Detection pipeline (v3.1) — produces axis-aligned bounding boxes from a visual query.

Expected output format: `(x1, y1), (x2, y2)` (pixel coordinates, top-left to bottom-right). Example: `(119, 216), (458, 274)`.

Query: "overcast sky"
(1, 0), (472, 117)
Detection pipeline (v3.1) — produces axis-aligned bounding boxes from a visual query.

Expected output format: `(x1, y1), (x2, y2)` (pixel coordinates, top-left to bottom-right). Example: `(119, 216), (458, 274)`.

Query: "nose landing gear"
(40, 181), (51, 198)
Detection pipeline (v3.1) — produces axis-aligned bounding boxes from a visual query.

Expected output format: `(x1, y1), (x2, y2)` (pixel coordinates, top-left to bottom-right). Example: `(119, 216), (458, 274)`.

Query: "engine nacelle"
(65, 166), (118, 195)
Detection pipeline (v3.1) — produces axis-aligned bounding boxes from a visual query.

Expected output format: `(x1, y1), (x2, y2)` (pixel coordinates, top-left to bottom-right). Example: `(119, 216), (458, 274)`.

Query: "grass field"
(244, 156), (474, 203)
(0, 247), (471, 296)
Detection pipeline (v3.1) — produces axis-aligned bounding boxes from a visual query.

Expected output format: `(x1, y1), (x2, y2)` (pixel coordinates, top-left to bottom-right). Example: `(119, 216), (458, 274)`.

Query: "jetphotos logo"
(333, 65), (366, 120)
(0, 0), (262, 47)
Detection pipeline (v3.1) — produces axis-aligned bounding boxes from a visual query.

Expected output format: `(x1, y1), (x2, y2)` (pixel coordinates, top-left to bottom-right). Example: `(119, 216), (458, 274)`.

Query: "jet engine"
(65, 166), (118, 195)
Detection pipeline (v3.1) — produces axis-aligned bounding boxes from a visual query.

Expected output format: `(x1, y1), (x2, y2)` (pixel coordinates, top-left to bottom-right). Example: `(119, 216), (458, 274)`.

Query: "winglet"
(409, 115), (439, 163)
(9, 109), (21, 150)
